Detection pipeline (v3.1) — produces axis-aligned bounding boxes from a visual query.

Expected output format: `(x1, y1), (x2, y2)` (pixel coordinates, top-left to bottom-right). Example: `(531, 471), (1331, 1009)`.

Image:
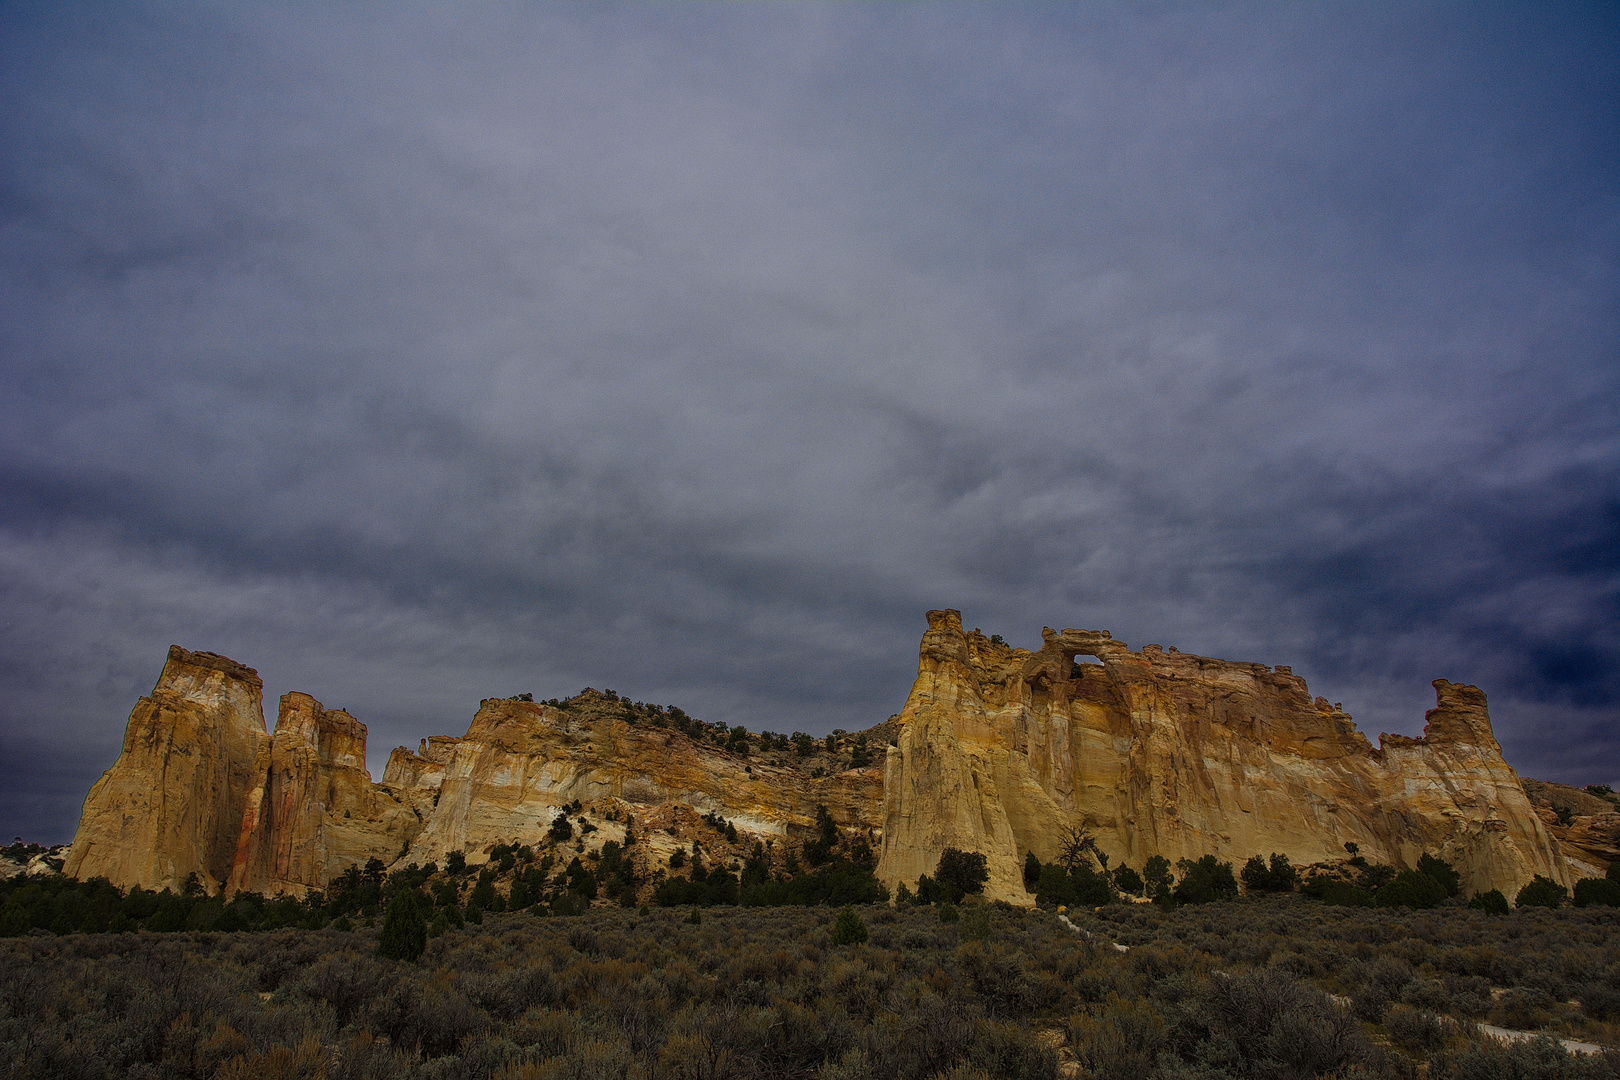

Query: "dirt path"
(1478, 1023), (1607, 1056)
(1056, 912), (1129, 951)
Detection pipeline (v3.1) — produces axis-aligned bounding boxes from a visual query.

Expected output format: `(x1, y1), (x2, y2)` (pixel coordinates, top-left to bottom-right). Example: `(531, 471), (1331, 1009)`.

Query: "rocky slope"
(1521, 779), (1620, 879)
(877, 610), (1571, 901)
(66, 613), (1574, 902)
(67, 656), (881, 895)
(380, 691), (883, 869)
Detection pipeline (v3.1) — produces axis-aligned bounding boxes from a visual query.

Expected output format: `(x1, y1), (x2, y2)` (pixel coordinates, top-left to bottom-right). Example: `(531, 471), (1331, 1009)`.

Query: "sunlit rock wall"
(877, 610), (1570, 903)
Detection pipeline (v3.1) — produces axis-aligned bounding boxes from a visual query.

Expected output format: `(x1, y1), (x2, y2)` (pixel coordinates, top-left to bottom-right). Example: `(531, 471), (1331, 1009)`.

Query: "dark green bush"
(1469, 889), (1511, 915)
(1034, 863), (1074, 907)
(470, 869), (499, 911)
(1173, 856), (1238, 904)
(1515, 875), (1569, 910)
(1033, 861), (1116, 908)
(738, 856), (887, 908)
(1419, 853), (1461, 897)
(652, 863), (737, 907)
(1572, 877), (1620, 908)
(564, 856), (598, 900)
(1143, 855), (1172, 892)
(1023, 850), (1042, 892)
(376, 889), (426, 961)
(1360, 862), (1398, 890)
(1305, 877), (1375, 907)
(935, 848), (990, 902)
(1112, 865), (1144, 896)
(1376, 869), (1449, 909)
(1241, 853), (1298, 893)
(831, 906), (869, 946)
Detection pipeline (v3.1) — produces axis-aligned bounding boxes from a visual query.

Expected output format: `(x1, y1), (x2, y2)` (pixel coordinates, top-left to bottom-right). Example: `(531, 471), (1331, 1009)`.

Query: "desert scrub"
(1076, 893), (1620, 1046)
(3, 897), (1619, 1078)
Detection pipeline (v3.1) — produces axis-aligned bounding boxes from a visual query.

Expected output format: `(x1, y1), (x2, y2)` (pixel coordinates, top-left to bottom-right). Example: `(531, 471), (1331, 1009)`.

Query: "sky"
(1, 3), (1615, 844)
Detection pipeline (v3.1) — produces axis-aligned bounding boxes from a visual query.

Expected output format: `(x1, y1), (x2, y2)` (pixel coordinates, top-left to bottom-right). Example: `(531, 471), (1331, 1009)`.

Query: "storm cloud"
(2, 3), (1615, 842)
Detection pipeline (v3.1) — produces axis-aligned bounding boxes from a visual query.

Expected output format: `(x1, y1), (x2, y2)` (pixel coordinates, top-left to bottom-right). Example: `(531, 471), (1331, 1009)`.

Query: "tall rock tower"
(65, 647), (268, 893)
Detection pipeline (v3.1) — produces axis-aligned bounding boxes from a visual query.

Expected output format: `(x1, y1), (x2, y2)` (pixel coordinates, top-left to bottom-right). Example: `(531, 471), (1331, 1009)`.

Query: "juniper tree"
(376, 889), (427, 961)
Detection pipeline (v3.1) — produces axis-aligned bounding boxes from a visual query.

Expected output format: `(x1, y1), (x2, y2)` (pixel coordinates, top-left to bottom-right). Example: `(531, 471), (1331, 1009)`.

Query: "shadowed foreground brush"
(2, 899), (1619, 1079)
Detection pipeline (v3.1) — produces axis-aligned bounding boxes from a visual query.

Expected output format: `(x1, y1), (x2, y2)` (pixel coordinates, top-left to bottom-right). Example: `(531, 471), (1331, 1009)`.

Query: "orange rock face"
(67, 616), (1572, 902)
(223, 692), (423, 896)
(383, 693), (883, 867)
(64, 647), (269, 893)
(877, 610), (1571, 902)
(1521, 779), (1620, 878)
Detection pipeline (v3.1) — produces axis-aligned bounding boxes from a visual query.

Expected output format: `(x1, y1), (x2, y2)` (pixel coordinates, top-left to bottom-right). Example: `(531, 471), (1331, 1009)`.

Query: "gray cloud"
(2, 2), (1615, 841)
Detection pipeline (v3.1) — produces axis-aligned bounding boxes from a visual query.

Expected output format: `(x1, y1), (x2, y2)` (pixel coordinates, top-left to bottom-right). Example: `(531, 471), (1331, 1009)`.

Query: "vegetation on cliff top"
(487, 687), (894, 778)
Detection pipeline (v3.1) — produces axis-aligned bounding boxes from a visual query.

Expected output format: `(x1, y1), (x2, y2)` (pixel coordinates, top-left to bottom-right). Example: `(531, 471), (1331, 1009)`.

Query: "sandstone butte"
(65, 611), (1581, 904)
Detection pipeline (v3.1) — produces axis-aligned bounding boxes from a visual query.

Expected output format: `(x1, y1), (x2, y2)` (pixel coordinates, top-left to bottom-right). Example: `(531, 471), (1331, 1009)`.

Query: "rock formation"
(67, 613), (1574, 903)
(1521, 779), (1620, 879)
(66, 648), (417, 895)
(68, 663), (880, 895)
(381, 692), (882, 867)
(223, 692), (423, 896)
(65, 647), (269, 893)
(1, 845), (68, 882)
(877, 610), (1571, 902)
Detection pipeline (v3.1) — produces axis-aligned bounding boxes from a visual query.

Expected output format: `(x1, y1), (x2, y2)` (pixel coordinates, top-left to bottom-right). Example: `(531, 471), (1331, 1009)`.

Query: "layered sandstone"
(878, 611), (1571, 902)
(384, 692), (882, 866)
(67, 648), (420, 895)
(67, 657), (881, 896)
(1521, 779), (1620, 879)
(223, 693), (424, 896)
(64, 647), (268, 893)
(68, 617), (1573, 903)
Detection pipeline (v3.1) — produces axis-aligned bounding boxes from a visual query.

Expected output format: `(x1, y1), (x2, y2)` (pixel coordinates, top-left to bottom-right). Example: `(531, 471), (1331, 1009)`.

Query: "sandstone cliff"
(1521, 779), (1620, 879)
(69, 617), (1572, 903)
(67, 649), (420, 895)
(877, 610), (1571, 902)
(68, 659), (881, 895)
(222, 692), (423, 896)
(382, 692), (882, 867)
(65, 647), (268, 893)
